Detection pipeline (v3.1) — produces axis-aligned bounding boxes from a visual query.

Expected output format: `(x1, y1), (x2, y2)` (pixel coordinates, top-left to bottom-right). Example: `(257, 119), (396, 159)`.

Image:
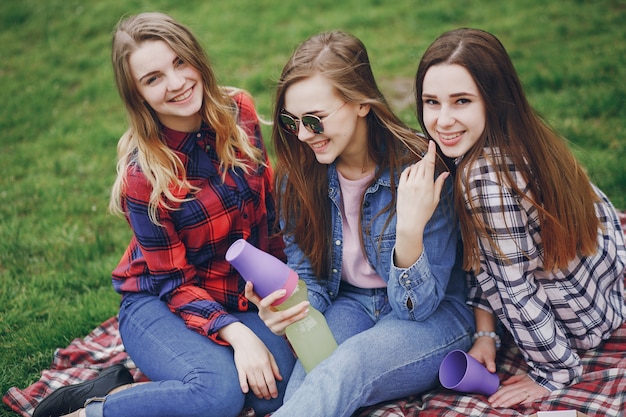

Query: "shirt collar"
(161, 123), (215, 153)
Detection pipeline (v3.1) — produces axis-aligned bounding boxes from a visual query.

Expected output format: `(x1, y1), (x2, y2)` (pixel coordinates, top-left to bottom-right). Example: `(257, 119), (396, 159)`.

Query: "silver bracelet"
(472, 331), (501, 349)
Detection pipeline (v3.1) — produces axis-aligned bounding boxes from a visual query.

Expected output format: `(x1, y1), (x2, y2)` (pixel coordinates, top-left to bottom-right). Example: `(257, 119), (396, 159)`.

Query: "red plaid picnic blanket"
(355, 324), (626, 416)
(2, 316), (149, 417)
(4, 212), (626, 417)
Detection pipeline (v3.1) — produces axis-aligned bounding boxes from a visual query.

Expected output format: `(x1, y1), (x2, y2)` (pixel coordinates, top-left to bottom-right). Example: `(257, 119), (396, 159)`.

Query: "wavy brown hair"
(415, 28), (599, 272)
(273, 31), (446, 279)
(109, 12), (263, 223)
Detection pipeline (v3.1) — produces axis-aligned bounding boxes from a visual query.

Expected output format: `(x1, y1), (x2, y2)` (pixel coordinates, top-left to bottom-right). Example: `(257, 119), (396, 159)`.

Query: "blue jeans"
(272, 283), (474, 417)
(85, 292), (296, 417)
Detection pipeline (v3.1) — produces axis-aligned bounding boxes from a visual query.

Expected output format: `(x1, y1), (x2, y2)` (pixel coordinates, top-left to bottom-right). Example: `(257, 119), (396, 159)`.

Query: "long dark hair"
(415, 28), (599, 272)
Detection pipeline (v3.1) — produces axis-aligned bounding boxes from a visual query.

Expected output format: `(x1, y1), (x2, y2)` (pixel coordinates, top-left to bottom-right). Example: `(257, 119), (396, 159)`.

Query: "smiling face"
(283, 74), (370, 172)
(421, 64), (486, 159)
(129, 40), (203, 132)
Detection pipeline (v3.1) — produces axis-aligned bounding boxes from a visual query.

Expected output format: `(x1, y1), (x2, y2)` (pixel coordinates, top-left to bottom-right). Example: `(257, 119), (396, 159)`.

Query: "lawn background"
(1, 0), (625, 415)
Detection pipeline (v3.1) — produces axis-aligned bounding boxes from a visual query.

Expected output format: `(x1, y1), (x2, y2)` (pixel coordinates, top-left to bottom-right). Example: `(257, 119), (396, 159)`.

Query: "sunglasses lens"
(301, 115), (324, 134)
(279, 113), (299, 134)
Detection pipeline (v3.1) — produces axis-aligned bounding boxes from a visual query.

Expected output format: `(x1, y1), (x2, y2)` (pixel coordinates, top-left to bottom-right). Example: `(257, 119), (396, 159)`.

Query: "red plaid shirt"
(111, 92), (285, 344)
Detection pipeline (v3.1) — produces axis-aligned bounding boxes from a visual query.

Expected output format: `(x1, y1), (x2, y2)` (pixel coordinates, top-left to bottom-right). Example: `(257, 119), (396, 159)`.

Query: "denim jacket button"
(335, 240), (341, 246)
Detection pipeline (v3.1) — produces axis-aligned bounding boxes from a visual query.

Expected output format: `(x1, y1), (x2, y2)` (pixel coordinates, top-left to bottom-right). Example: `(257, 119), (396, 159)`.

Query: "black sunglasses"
(279, 102), (346, 135)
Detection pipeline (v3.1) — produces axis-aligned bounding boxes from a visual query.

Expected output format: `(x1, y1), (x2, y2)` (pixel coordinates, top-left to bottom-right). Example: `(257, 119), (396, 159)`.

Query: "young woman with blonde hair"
(415, 27), (626, 408)
(33, 12), (295, 417)
(245, 30), (474, 417)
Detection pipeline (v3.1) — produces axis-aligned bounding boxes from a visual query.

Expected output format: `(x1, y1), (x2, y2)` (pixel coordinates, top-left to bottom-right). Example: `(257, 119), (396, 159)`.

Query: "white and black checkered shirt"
(463, 149), (626, 390)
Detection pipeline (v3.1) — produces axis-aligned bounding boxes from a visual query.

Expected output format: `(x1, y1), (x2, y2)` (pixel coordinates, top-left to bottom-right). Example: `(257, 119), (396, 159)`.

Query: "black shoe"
(33, 364), (134, 417)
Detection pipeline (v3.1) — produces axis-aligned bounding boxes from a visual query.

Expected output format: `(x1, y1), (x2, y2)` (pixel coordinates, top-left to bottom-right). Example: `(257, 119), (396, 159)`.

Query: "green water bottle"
(226, 239), (338, 373)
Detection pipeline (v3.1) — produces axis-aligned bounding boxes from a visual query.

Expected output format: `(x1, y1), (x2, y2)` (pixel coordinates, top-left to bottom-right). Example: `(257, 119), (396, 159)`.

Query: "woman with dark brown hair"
(415, 28), (626, 408)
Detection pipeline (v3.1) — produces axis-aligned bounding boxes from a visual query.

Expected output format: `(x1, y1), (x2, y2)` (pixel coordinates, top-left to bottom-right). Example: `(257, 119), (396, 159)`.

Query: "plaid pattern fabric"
(355, 325), (626, 416)
(463, 151), (626, 390)
(111, 91), (285, 344)
(2, 316), (149, 417)
(3, 212), (626, 417)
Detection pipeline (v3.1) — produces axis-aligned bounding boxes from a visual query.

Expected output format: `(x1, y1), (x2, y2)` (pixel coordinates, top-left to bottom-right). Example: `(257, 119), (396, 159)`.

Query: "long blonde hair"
(415, 28), (600, 272)
(273, 31), (445, 279)
(109, 12), (263, 223)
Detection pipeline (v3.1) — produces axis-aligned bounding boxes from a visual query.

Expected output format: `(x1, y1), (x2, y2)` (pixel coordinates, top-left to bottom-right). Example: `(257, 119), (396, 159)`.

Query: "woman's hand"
(244, 281), (309, 336)
(394, 140), (449, 267)
(470, 308), (498, 373)
(468, 337), (498, 373)
(489, 373), (550, 408)
(218, 322), (282, 399)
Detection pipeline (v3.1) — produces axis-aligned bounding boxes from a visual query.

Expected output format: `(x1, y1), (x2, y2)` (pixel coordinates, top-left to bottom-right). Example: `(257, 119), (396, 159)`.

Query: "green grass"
(1, 0), (625, 414)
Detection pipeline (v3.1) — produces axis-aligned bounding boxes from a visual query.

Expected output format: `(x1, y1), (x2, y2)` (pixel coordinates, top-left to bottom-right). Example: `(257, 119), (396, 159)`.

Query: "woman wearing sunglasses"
(245, 31), (474, 417)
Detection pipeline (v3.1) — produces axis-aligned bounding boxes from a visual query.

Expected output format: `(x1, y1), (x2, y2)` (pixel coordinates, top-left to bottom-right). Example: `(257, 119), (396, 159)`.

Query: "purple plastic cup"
(225, 239), (298, 306)
(439, 349), (500, 396)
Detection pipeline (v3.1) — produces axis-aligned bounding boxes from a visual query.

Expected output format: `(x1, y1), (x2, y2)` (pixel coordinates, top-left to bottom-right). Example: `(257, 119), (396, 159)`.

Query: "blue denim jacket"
(283, 162), (472, 323)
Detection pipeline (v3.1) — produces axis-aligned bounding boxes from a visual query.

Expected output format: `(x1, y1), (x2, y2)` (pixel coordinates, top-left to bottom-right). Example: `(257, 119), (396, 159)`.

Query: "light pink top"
(337, 171), (386, 289)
